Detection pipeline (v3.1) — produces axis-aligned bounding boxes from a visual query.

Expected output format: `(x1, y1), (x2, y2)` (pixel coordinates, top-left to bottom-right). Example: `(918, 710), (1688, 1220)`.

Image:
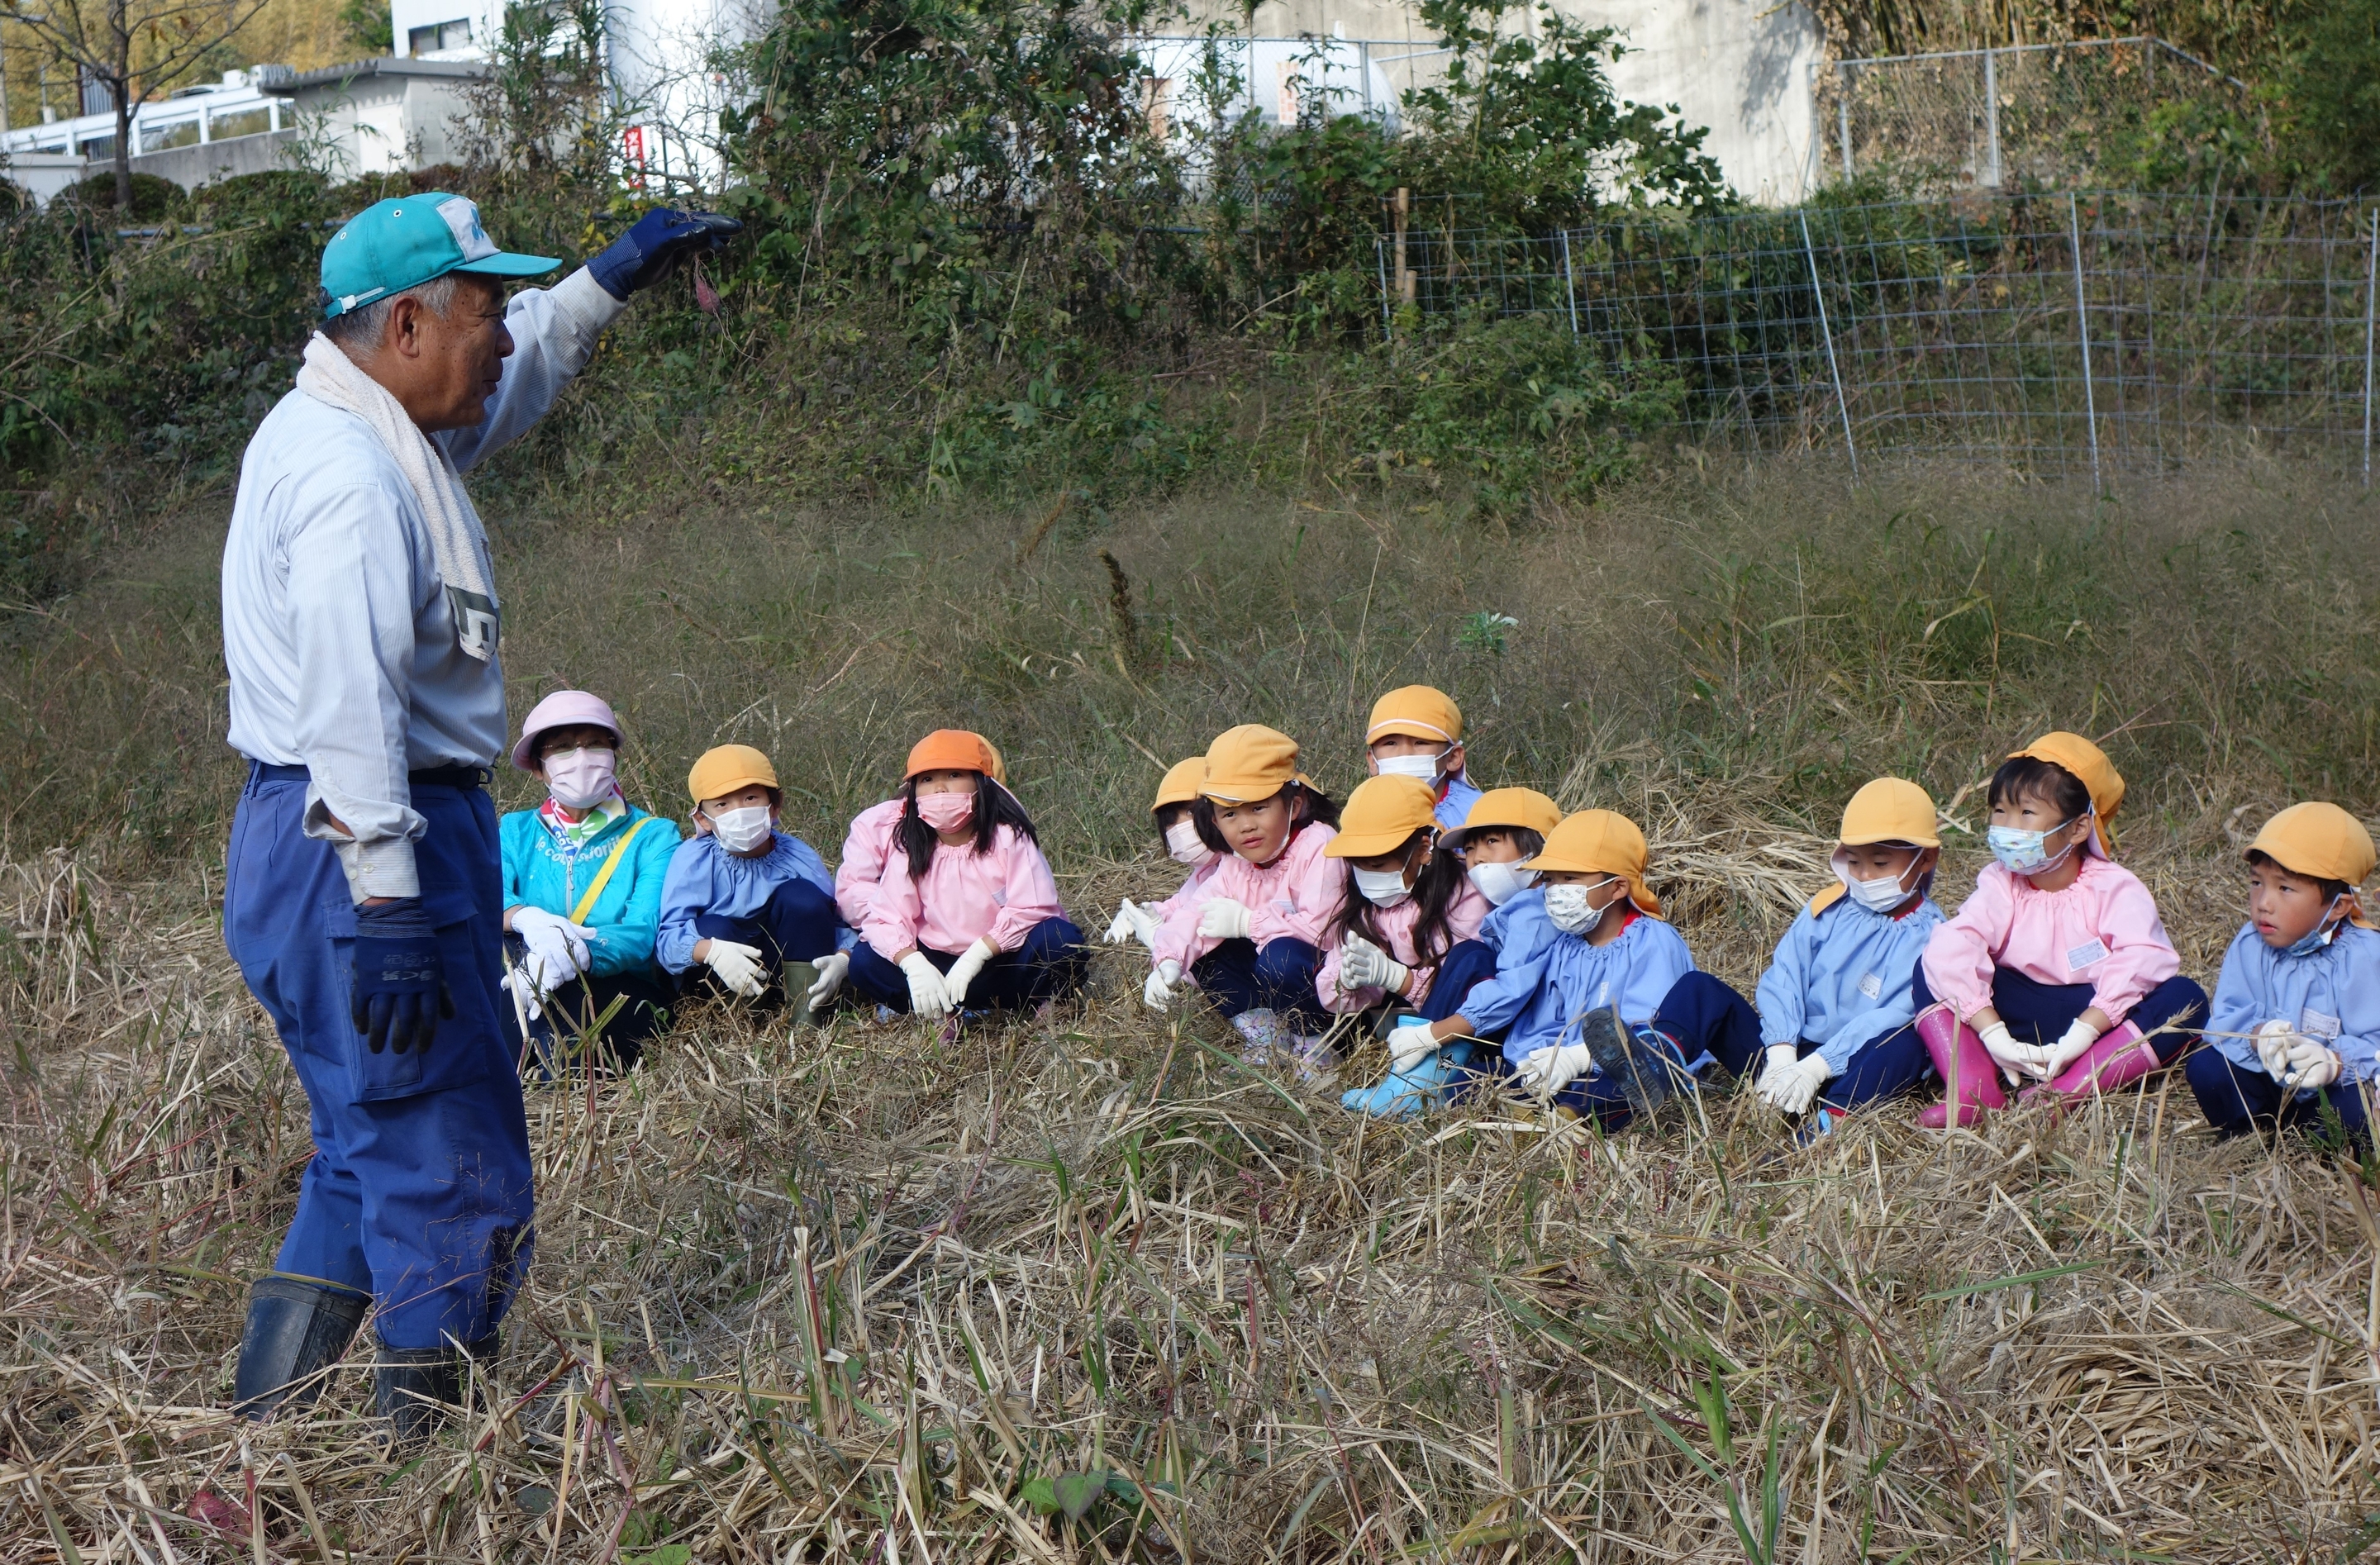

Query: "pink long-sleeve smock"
(1150, 821), (1340, 970)
(1315, 880), (1492, 1012)
(835, 798), (906, 930)
(1921, 855), (2180, 1025)
(860, 824), (1066, 956)
(1147, 854), (1221, 920)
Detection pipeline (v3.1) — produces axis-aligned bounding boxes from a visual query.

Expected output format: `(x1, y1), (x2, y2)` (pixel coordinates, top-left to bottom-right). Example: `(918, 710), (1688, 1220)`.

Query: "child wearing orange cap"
(1345, 787), (1562, 1117)
(1318, 777), (1490, 1115)
(845, 730), (1084, 1018)
(1102, 758), (1217, 952)
(838, 739), (1009, 935)
(1143, 725), (1343, 1060)
(2187, 803), (2380, 1147)
(1916, 733), (2206, 1126)
(659, 744), (851, 1016)
(1365, 686), (1482, 832)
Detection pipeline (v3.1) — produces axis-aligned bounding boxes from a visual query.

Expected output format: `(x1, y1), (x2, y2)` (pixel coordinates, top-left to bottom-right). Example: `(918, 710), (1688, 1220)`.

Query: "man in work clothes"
(220, 194), (734, 1440)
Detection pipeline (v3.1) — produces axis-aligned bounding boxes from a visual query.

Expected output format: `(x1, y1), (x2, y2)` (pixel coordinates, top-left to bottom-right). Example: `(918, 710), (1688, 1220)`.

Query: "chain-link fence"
(1378, 191), (2380, 482)
(1813, 38), (2248, 195)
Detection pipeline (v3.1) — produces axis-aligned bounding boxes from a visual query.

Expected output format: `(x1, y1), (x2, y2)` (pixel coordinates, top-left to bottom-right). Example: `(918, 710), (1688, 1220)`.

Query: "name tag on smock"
(1857, 972), (1883, 1000)
(2065, 939), (2109, 973)
(2301, 1008), (2344, 1039)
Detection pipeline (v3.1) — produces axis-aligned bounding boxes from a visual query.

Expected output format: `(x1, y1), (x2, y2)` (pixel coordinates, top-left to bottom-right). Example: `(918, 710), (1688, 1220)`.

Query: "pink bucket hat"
(511, 689), (624, 771)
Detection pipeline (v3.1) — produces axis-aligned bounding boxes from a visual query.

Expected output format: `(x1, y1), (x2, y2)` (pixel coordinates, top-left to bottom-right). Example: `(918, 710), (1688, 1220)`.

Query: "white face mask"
(1468, 860), (1538, 907)
(1543, 877), (1619, 935)
(1164, 819), (1211, 867)
(544, 746), (617, 811)
(1375, 748), (1450, 785)
(1835, 851), (1919, 914)
(1352, 865), (1414, 908)
(708, 804), (775, 854)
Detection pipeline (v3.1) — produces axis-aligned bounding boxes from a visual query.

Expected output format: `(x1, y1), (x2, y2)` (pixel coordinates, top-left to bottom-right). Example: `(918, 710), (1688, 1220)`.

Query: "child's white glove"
(899, 951), (954, 1015)
(942, 938), (998, 1006)
(1387, 1017), (1440, 1074)
(1975, 1020), (2045, 1083)
(1758, 1050), (1835, 1115)
(1340, 933), (1409, 995)
(1143, 959), (1184, 1011)
(2035, 1018), (2100, 1081)
(1102, 899), (1161, 947)
(1516, 1043), (1593, 1099)
(704, 939), (769, 1000)
(2253, 1020), (2301, 1079)
(1752, 1043), (1798, 1098)
(2284, 1038), (2344, 1091)
(1197, 899), (1254, 941)
(804, 950), (850, 1013)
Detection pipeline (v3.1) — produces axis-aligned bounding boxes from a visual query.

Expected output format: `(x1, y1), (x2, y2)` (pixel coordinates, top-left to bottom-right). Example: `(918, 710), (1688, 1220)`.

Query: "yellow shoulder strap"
(570, 815), (662, 925)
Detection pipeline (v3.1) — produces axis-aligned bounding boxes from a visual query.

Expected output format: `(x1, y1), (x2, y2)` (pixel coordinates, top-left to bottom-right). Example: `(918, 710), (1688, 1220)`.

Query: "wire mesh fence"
(1378, 191), (2380, 480)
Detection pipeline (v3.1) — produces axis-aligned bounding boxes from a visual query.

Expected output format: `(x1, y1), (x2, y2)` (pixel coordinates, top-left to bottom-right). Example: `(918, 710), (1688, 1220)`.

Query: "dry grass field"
(6, 459), (2380, 1561)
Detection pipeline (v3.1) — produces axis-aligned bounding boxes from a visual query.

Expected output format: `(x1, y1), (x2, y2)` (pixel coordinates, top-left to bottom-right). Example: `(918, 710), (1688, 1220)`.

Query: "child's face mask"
(1350, 840), (1426, 908)
(918, 790), (975, 833)
(1468, 860), (1538, 907)
(2283, 897), (2349, 957)
(709, 805), (774, 854)
(543, 746), (616, 811)
(1543, 877), (1620, 934)
(1833, 844), (1923, 914)
(1164, 819), (1210, 866)
(1987, 818), (2082, 878)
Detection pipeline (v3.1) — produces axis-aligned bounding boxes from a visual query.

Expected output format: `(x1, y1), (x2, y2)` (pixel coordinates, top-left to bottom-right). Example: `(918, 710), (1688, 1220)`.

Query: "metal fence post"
(1559, 229), (1580, 337)
(2364, 207), (2377, 488)
(1981, 49), (2000, 187)
(1800, 210), (1858, 477)
(1836, 63), (1854, 178)
(1376, 235), (1392, 343)
(2068, 191), (2102, 492)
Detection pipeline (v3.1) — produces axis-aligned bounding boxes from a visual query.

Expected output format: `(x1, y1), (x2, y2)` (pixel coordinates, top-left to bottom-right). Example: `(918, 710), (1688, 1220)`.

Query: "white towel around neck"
(295, 331), (499, 661)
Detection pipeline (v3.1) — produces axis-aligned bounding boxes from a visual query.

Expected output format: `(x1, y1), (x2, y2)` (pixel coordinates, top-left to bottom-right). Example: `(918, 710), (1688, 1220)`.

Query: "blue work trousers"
(847, 916), (1088, 1013)
(2186, 1049), (2373, 1150)
(1911, 966), (2206, 1063)
(687, 878), (840, 999)
(1416, 939), (1501, 1027)
(1192, 937), (1325, 1026)
(1551, 971), (1758, 1130)
(223, 763), (533, 1352)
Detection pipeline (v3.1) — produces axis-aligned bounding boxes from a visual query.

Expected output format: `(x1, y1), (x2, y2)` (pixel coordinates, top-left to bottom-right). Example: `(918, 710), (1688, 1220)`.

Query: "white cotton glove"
(900, 951), (955, 1016)
(1388, 1017), (1441, 1074)
(512, 906), (594, 973)
(2254, 1020), (2301, 1080)
(1143, 959), (1184, 1012)
(500, 966), (545, 1022)
(704, 939), (769, 1001)
(1516, 1043), (1593, 1099)
(2284, 1038), (2344, 1092)
(1102, 900), (1142, 944)
(942, 938), (998, 1007)
(1339, 933), (1410, 996)
(1975, 1020), (2045, 1083)
(1751, 1044), (1799, 1108)
(2033, 1018), (2099, 1082)
(1197, 899), (1254, 941)
(1759, 1051), (1835, 1115)
(804, 950), (850, 1013)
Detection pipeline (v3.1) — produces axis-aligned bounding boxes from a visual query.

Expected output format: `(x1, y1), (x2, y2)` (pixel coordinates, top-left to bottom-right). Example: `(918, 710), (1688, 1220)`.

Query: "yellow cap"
(689, 744), (778, 805)
(983, 737), (1007, 785)
(2250, 802), (2378, 927)
(1840, 778), (1940, 848)
(1366, 686), (1463, 747)
(1521, 809), (1660, 916)
(1201, 725), (1303, 804)
(1152, 758), (1207, 812)
(2009, 732), (2123, 858)
(1324, 776), (1440, 858)
(1443, 787), (1562, 853)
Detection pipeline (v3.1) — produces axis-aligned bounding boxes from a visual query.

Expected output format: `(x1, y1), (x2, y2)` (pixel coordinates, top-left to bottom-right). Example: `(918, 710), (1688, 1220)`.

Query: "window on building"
(407, 18), (473, 54)
(140, 118), (201, 153)
(209, 107), (273, 140)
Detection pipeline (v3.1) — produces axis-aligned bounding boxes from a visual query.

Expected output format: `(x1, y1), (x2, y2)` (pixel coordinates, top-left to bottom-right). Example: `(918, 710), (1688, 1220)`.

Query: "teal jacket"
(499, 803), (683, 978)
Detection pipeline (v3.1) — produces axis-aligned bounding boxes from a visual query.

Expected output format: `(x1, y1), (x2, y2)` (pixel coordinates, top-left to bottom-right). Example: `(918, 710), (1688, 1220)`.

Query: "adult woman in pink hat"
(497, 689), (682, 1072)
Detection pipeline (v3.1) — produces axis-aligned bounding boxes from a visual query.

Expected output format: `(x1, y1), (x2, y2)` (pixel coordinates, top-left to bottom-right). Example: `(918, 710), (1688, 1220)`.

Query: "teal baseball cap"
(319, 193), (559, 319)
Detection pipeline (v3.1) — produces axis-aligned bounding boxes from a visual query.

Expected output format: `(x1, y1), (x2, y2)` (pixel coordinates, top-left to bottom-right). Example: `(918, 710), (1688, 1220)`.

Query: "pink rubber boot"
(2033, 1020), (2161, 1101)
(1915, 1003), (2011, 1129)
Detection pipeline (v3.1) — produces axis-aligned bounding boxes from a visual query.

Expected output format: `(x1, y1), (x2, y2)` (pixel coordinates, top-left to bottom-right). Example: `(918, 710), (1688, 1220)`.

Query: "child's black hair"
(1189, 782), (1341, 857)
(1460, 825), (1545, 860)
(1326, 829), (1468, 968)
(2244, 849), (2353, 904)
(898, 772), (1039, 878)
(1154, 801), (1193, 843)
(1987, 755), (2092, 823)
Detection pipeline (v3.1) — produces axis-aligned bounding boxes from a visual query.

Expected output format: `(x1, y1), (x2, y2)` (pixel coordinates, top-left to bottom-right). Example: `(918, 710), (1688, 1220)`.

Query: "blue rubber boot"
(1339, 1045), (1468, 1120)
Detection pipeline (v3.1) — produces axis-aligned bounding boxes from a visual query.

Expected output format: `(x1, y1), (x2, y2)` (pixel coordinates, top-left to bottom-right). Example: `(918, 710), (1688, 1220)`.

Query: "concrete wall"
(2, 130), (301, 203)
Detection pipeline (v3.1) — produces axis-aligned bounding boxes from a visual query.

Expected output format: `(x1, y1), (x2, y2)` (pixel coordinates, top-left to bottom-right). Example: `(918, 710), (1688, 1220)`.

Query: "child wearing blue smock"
(2187, 802), (2380, 1149)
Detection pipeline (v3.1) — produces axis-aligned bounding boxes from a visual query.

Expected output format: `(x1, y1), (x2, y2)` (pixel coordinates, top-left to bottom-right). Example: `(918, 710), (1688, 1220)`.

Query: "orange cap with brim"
(1324, 776), (1440, 858)
(1520, 809), (1660, 916)
(1442, 787), (1562, 854)
(2250, 802), (2378, 929)
(689, 744), (778, 805)
(2010, 731), (2124, 858)
(1152, 758), (1207, 813)
(1366, 685), (1463, 746)
(1810, 777), (1940, 914)
(906, 729), (1001, 782)
(1202, 725), (1304, 804)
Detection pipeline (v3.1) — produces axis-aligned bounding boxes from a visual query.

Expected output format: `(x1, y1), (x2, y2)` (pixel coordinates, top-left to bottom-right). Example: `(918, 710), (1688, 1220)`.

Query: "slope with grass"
(5, 461), (2380, 1559)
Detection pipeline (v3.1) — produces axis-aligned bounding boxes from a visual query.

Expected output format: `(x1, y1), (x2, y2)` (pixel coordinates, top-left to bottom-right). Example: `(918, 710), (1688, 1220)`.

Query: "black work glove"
(587, 208), (743, 301)
(350, 898), (455, 1055)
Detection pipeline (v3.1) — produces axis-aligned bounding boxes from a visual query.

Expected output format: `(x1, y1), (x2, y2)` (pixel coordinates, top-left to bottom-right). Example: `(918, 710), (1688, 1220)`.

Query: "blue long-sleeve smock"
(1435, 773), (1483, 834)
(655, 830), (850, 973)
(1449, 887), (1560, 1037)
(2206, 921), (2380, 1086)
(1754, 896), (1945, 1075)
(1501, 913), (1697, 1068)
(499, 804), (680, 978)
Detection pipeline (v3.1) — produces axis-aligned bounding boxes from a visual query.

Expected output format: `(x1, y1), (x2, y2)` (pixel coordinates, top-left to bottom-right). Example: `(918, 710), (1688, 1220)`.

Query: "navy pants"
(1192, 937), (1325, 1026)
(1911, 967), (2207, 1063)
(2186, 1050), (2373, 1149)
(848, 916), (1087, 1013)
(686, 878), (840, 1000)
(1689, 973), (1933, 1111)
(1550, 971), (1760, 1129)
(223, 763), (532, 1353)
(1417, 939), (1501, 1026)
(503, 932), (672, 1072)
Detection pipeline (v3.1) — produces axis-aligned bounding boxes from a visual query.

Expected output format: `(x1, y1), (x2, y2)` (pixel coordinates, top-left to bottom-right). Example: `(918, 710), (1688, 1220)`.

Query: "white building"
(0, 69), (296, 203)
